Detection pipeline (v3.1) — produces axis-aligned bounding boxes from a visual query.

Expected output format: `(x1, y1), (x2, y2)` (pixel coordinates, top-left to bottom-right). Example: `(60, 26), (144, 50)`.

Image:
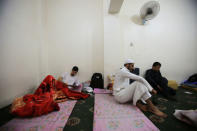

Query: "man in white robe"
(58, 66), (80, 90)
(113, 59), (167, 117)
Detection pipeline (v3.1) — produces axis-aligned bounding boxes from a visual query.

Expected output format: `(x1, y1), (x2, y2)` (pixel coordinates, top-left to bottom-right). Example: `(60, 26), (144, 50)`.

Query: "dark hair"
(72, 66), (79, 72)
(153, 62), (161, 67)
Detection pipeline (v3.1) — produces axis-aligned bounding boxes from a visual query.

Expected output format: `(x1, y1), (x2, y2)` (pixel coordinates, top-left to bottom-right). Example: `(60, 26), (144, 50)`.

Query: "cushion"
(168, 80), (178, 90)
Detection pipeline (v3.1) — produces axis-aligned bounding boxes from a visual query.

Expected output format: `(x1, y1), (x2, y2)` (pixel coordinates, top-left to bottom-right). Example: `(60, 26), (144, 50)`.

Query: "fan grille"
(140, 1), (160, 21)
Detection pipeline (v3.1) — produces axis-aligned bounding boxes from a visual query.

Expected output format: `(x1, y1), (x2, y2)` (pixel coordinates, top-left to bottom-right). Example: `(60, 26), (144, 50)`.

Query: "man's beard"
(130, 68), (134, 71)
(127, 67), (133, 71)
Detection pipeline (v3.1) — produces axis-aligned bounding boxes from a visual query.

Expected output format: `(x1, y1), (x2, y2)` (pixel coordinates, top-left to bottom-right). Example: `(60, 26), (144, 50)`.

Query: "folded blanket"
(94, 88), (113, 94)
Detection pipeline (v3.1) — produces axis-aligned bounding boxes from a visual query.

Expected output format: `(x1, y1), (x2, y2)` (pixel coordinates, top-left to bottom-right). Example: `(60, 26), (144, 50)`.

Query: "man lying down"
(113, 59), (167, 118)
(11, 73), (89, 117)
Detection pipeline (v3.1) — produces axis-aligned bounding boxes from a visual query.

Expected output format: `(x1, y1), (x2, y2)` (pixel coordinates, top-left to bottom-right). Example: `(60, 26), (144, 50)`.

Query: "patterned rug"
(143, 87), (197, 131)
(0, 100), (77, 131)
(1, 87), (197, 131)
(93, 94), (159, 131)
(62, 87), (197, 131)
(63, 94), (94, 131)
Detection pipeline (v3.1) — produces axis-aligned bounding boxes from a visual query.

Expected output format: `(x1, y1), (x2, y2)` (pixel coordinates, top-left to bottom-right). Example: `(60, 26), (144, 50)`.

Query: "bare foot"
(148, 106), (167, 118)
(136, 102), (148, 112)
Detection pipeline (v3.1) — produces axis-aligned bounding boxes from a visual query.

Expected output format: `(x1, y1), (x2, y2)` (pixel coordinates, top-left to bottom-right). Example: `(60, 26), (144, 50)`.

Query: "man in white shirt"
(58, 66), (80, 90)
(113, 59), (167, 118)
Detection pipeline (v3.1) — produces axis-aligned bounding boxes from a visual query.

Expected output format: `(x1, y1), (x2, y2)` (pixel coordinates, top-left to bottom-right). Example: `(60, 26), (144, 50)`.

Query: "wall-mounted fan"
(140, 1), (160, 24)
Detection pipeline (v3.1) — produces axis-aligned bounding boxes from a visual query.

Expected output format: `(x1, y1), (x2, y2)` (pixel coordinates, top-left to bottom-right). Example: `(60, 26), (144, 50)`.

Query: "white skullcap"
(124, 59), (134, 64)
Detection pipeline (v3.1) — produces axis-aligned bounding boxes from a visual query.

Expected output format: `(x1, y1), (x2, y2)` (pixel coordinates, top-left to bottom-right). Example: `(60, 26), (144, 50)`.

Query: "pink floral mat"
(93, 94), (159, 131)
(0, 100), (77, 131)
(94, 88), (112, 94)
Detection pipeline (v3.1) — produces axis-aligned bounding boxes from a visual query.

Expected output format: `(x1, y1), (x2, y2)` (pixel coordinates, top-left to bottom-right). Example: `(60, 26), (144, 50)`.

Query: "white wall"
(0, 0), (48, 108)
(104, 0), (124, 86)
(1, 0), (196, 108)
(47, 0), (104, 82)
(104, 0), (197, 85)
(0, 0), (104, 108)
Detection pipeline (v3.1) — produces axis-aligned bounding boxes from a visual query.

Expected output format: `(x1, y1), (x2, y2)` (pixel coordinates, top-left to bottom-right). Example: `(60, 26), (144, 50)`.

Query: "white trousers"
(114, 81), (152, 105)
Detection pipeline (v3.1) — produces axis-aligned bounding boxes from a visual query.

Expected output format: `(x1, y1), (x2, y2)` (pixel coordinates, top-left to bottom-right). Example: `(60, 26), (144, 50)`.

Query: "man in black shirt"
(145, 62), (176, 99)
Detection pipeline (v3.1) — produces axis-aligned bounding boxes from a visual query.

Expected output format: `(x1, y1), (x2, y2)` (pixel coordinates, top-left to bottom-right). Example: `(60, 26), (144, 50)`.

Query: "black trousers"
(154, 77), (176, 97)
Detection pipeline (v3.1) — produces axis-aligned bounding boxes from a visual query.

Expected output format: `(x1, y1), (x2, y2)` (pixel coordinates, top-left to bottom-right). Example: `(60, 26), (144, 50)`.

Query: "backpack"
(90, 73), (104, 89)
